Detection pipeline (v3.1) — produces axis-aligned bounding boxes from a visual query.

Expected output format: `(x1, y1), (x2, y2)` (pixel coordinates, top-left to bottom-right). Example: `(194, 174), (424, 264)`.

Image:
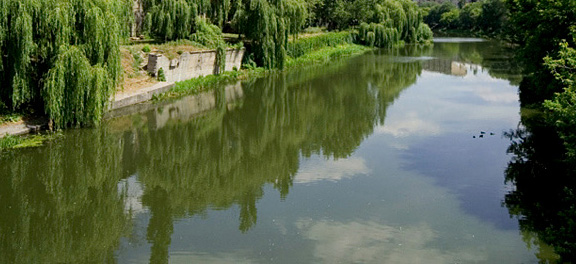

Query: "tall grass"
(285, 44), (371, 68)
(287, 32), (354, 58)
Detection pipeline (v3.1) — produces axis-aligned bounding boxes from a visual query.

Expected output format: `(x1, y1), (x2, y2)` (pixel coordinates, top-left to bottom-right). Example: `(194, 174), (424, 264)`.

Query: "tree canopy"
(0, 0), (132, 127)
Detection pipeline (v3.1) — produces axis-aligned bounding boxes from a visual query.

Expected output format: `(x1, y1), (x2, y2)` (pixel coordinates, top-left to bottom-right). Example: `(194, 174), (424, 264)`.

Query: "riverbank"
(0, 42), (371, 150)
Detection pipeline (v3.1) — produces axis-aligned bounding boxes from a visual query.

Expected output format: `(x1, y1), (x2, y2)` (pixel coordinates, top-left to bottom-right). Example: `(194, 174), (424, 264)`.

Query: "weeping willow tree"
(355, 23), (400, 48)
(232, 0), (307, 69)
(353, 0), (432, 47)
(211, 0), (231, 27)
(144, 0), (196, 41)
(0, 0), (132, 127)
(143, 0), (234, 40)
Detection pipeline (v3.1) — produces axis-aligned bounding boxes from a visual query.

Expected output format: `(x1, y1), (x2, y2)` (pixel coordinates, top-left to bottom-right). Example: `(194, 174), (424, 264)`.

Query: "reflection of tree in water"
(144, 187), (173, 264)
(126, 54), (425, 249)
(360, 51), (424, 124)
(0, 129), (130, 264)
(0, 51), (425, 262)
(0, 41), (525, 262)
(504, 113), (576, 263)
(425, 41), (523, 85)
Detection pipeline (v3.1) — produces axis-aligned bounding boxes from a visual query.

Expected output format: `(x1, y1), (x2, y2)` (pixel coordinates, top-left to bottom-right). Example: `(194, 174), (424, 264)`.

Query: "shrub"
(189, 17), (225, 48)
(157, 67), (166, 82)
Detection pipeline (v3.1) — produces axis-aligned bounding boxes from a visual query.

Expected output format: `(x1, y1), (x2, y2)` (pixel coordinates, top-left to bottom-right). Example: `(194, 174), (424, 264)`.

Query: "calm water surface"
(2, 39), (551, 263)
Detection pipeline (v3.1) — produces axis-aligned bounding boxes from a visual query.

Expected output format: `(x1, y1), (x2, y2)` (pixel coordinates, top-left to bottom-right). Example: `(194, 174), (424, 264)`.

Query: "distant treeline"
(140, 0), (433, 68)
(418, 0), (507, 35)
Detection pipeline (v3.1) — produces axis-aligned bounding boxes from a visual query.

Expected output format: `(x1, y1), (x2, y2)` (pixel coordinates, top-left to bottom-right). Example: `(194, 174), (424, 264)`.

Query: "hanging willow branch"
(0, 0), (130, 128)
(354, 0), (432, 48)
(232, 0), (306, 69)
(43, 46), (114, 128)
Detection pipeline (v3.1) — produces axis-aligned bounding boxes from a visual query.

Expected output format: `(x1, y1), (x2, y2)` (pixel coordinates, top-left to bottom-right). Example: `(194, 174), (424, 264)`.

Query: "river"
(0, 39), (558, 263)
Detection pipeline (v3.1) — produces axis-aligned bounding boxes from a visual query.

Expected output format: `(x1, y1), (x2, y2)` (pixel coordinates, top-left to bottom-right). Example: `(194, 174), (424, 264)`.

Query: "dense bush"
(190, 17), (225, 48)
(543, 38), (576, 159)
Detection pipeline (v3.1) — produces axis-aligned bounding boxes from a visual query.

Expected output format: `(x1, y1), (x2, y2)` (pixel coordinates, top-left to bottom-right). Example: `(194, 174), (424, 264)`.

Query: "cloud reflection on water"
(295, 157), (370, 184)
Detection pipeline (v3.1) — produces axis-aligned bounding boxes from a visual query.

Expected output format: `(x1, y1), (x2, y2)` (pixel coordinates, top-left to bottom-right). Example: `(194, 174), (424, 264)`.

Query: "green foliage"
(43, 46), (115, 127)
(161, 70), (244, 98)
(440, 8), (459, 29)
(309, 0), (426, 45)
(142, 45), (151, 53)
(0, 113), (21, 124)
(423, 2), (456, 29)
(215, 44), (227, 74)
(415, 23), (433, 43)
(478, 0), (506, 34)
(0, 132), (62, 151)
(233, 0), (306, 69)
(543, 39), (576, 159)
(189, 17), (227, 74)
(507, 0), (576, 105)
(287, 31), (352, 58)
(0, 134), (24, 150)
(285, 44), (370, 68)
(0, 0), (130, 128)
(459, 2), (482, 30)
(130, 48), (143, 73)
(355, 22), (400, 48)
(211, 0), (232, 27)
(145, 0), (195, 41)
(157, 67), (166, 82)
(190, 17), (225, 48)
(303, 26), (325, 34)
(420, 0), (507, 34)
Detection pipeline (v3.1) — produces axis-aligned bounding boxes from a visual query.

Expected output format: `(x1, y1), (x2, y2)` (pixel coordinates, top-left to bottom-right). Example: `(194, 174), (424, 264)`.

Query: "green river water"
(0, 39), (560, 263)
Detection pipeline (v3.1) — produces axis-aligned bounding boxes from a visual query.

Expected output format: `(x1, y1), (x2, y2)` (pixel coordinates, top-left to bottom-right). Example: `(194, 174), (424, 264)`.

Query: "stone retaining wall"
(147, 48), (245, 83)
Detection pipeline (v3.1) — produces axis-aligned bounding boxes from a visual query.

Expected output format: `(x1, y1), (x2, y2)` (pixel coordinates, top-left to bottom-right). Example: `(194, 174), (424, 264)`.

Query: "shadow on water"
(503, 110), (576, 263)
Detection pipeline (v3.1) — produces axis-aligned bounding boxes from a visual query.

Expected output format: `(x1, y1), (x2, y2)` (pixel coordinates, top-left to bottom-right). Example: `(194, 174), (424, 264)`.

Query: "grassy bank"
(156, 33), (372, 99)
(285, 44), (370, 69)
(0, 113), (22, 126)
(2, 33), (372, 147)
